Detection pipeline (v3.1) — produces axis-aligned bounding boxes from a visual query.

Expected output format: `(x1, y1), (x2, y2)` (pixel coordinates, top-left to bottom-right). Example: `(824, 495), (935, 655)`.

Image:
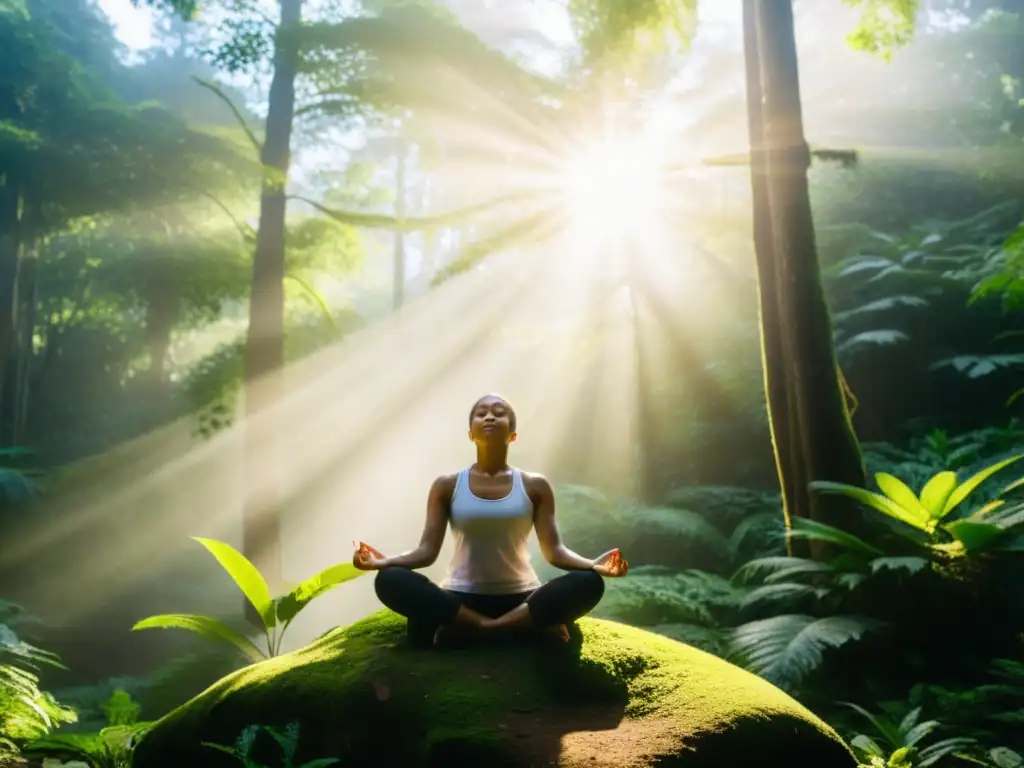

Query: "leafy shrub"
(133, 538), (368, 661)
(54, 648), (242, 731)
(203, 721), (338, 768)
(0, 600), (76, 762)
(553, 484), (784, 574)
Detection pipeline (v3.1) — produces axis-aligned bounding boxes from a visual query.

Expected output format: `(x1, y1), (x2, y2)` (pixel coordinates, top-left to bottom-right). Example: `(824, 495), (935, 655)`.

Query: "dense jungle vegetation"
(1, 0), (1023, 766)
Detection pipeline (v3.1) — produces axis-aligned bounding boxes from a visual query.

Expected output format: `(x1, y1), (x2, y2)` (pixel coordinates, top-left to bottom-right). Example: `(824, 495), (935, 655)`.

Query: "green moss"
(132, 611), (856, 767)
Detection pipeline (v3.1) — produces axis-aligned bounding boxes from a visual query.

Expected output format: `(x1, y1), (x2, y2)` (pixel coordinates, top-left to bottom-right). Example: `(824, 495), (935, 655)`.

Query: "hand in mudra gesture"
(352, 541), (388, 571)
(592, 548), (629, 578)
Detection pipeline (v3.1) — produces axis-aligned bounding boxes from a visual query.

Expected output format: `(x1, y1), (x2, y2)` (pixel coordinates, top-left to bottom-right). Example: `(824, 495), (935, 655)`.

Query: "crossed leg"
(373, 567), (606, 649)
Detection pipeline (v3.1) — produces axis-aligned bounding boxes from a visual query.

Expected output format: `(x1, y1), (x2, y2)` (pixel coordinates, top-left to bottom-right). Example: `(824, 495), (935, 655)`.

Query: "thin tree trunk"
(241, 0), (302, 611)
(742, 0), (803, 555)
(393, 136), (407, 310)
(12, 244), (38, 446)
(753, 0), (865, 534)
(0, 182), (22, 446)
(144, 262), (178, 388)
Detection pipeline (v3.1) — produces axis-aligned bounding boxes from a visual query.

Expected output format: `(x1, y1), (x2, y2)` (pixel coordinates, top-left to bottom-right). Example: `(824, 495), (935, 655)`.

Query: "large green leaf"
(788, 518), (884, 558)
(943, 454), (1024, 516)
(811, 481), (930, 532)
(276, 562), (367, 624)
(192, 537), (275, 629)
(841, 702), (904, 750)
(131, 614), (265, 663)
(874, 473), (931, 524)
(918, 472), (958, 519)
(1001, 475), (1024, 496)
(943, 521), (1007, 554)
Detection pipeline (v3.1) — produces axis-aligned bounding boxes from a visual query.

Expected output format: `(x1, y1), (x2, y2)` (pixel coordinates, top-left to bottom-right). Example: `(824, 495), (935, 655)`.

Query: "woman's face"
(468, 396), (516, 444)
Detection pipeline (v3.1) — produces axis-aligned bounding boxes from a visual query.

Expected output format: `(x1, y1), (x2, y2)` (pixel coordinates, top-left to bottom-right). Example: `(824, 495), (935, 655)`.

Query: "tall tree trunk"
(742, 0), (803, 554)
(393, 136), (407, 311)
(241, 0), (302, 613)
(0, 181), (22, 446)
(750, 0), (865, 538)
(12, 244), (38, 446)
(143, 264), (178, 389)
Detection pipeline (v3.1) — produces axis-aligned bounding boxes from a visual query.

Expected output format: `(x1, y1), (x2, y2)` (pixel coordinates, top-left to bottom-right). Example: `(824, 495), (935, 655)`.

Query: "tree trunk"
(748, 0), (865, 541)
(393, 136), (407, 311)
(742, 0), (803, 554)
(12, 245), (38, 446)
(144, 261), (178, 388)
(0, 181), (22, 446)
(241, 0), (302, 612)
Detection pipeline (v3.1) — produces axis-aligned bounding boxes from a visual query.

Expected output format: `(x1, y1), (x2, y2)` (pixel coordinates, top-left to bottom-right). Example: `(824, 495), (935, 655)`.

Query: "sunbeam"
(561, 135), (666, 242)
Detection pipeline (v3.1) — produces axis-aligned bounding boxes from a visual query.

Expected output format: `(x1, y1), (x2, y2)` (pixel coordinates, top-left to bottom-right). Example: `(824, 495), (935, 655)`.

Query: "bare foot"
(540, 624), (570, 643)
(434, 618), (486, 648)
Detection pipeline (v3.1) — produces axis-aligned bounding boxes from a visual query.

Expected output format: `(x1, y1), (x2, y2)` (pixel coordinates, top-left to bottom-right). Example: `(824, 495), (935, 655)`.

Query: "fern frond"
(728, 512), (786, 559)
(729, 614), (884, 690)
(739, 583), (829, 612)
(618, 504), (731, 560)
(837, 330), (910, 354)
(931, 354), (1024, 379)
(596, 569), (742, 627)
(732, 556), (831, 585)
(832, 295), (929, 323)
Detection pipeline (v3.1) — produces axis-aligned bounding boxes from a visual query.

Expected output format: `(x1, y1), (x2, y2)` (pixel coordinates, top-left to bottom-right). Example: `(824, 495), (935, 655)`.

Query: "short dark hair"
(469, 394), (517, 432)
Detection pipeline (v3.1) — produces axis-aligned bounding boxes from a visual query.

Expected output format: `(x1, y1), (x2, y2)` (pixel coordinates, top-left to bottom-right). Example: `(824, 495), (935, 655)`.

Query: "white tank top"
(441, 466), (541, 594)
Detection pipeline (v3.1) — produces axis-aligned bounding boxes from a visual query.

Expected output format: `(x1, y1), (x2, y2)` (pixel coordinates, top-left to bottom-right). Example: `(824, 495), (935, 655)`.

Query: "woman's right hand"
(352, 541), (389, 571)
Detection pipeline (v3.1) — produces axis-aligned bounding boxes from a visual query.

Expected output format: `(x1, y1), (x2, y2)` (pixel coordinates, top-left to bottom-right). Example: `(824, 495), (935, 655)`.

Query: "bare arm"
(528, 473), (595, 571)
(380, 475), (452, 569)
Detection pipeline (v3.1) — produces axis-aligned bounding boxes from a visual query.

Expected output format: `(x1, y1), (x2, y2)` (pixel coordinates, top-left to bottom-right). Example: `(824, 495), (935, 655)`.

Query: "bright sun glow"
(562, 137), (664, 241)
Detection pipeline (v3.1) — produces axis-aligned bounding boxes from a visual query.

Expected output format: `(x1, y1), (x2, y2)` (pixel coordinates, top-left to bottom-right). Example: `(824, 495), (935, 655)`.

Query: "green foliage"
(183, 303), (363, 439)
(133, 538), (368, 660)
(52, 648), (243, 732)
(202, 721), (339, 768)
(843, 699), (1022, 768)
(0, 1), (254, 225)
(101, 689), (142, 727)
(567, 0), (697, 67)
(25, 723), (152, 768)
(863, 425), (1024, 491)
(811, 455), (1024, 555)
(824, 203), (1017, 364)
(843, 0), (920, 60)
(554, 484), (784, 570)
(729, 615), (884, 692)
(0, 446), (42, 509)
(0, 601), (76, 762)
(973, 222), (1024, 313)
(594, 566), (742, 655)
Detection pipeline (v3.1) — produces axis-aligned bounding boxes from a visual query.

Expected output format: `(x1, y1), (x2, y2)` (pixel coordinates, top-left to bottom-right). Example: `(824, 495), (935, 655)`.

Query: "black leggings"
(374, 567), (605, 648)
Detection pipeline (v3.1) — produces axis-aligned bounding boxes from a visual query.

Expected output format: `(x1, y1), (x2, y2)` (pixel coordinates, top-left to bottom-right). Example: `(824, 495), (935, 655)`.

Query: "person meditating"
(352, 393), (629, 649)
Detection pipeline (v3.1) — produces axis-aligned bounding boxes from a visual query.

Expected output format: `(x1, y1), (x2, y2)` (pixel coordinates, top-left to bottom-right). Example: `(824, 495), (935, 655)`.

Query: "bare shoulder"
(430, 472), (459, 496)
(520, 470), (554, 496)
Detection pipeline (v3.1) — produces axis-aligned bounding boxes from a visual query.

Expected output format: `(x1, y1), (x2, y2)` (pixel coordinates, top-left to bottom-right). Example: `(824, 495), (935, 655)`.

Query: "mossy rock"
(132, 611), (856, 768)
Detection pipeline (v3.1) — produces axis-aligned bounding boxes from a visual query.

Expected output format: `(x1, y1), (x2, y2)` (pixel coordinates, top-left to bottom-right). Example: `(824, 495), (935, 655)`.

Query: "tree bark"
(747, 0), (865, 542)
(742, 0), (803, 554)
(144, 260), (178, 388)
(12, 244), (38, 446)
(0, 181), (22, 446)
(241, 0), (302, 612)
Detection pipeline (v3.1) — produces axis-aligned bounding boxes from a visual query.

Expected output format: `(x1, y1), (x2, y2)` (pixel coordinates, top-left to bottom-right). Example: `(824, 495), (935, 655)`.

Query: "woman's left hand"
(591, 549), (629, 578)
